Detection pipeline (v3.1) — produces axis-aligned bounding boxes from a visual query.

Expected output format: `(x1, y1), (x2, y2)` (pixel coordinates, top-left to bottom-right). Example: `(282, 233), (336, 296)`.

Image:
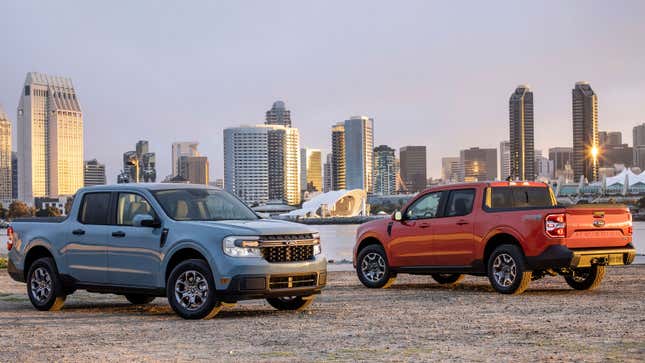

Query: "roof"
(80, 183), (219, 192)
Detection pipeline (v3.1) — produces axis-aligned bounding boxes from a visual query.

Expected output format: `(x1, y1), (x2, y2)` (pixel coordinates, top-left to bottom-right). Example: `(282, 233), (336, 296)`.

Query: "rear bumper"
(215, 270), (327, 302)
(526, 244), (637, 270)
(7, 257), (25, 282)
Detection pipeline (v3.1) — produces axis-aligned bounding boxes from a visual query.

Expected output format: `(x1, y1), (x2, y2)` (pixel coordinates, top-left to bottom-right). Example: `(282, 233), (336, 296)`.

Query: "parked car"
(6, 184), (326, 319)
(354, 181), (636, 294)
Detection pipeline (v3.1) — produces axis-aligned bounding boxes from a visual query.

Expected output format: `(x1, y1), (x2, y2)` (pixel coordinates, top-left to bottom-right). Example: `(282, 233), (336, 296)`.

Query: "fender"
(479, 225), (526, 257)
(354, 230), (390, 265)
(162, 240), (217, 285)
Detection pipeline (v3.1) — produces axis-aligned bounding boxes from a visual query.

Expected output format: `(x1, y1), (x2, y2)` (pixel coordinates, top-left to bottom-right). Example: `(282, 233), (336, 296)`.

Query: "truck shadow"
(389, 282), (579, 295)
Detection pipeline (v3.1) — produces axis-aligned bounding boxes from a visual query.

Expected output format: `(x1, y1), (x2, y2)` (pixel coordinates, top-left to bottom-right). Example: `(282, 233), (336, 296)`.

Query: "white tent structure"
(284, 189), (367, 218)
(602, 168), (645, 187)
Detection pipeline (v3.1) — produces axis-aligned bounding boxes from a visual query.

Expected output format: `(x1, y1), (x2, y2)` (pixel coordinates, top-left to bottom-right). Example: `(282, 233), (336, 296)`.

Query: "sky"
(1, 1), (644, 181)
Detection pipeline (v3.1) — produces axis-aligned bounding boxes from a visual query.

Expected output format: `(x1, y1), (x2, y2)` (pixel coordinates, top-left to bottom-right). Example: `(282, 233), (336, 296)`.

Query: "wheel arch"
(23, 245), (56, 281)
(164, 244), (211, 284)
(482, 232), (525, 267)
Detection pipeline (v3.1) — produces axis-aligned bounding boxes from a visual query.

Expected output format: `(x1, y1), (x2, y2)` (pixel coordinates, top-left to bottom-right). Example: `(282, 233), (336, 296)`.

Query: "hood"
(180, 219), (316, 236)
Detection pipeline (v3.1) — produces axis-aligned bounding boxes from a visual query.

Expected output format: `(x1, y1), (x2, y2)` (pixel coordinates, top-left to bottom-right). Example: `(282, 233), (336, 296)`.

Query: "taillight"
(545, 213), (566, 238)
(6, 226), (14, 251)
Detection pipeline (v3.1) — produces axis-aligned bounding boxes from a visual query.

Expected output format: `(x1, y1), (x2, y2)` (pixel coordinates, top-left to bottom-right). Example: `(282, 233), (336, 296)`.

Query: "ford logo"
(593, 220), (605, 227)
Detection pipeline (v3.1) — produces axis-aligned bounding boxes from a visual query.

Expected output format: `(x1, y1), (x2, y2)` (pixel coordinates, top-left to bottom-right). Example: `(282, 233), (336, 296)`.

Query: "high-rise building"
(459, 147), (497, 182)
(179, 156), (209, 185)
(599, 131), (622, 147)
(11, 152), (18, 200)
(598, 131), (632, 168)
(509, 85), (535, 180)
(121, 140), (156, 183)
(172, 142), (199, 176)
(17, 72), (84, 201)
(373, 145), (396, 195)
(441, 157), (460, 184)
(300, 148), (322, 193)
(344, 116), (374, 192)
(535, 150), (554, 180)
(265, 100), (291, 127)
(331, 123), (346, 190)
(83, 159), (106, 187)
(0, 106), (12, 203)
(323, 153), (333, 193)
(572, 81), (599, 182)
(267, 126), (300, 205)
(499, 140), (511, 180)
(400, 146), (427, 193)
(633, 123), (645, 147)
(224, 126), (269, 206)
(549, 147), (573, 173)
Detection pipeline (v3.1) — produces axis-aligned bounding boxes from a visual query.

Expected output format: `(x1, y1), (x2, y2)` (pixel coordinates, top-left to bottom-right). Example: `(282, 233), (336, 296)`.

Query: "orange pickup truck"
(354, 181), (636, 294)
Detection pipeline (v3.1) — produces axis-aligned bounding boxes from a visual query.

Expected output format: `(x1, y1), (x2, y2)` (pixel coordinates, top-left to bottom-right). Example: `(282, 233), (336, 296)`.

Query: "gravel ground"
(0, 266), (643, 362)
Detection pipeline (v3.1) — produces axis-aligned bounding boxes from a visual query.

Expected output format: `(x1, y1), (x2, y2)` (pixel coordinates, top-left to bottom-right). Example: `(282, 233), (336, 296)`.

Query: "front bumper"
(216, 270), (327, 302)
(526, 244), (637, 270)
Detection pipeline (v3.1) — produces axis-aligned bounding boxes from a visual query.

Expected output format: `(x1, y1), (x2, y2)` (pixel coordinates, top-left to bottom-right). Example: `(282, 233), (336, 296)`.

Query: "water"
(2, 223), (644, 259)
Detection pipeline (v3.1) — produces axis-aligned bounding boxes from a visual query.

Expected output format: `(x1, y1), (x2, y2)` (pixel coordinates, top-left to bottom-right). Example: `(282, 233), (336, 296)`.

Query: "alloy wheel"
(361, 252), (386, 282)
(174, 270), (209, 311)
(492, 253), (517, 287)
(30, 267), (53, 304)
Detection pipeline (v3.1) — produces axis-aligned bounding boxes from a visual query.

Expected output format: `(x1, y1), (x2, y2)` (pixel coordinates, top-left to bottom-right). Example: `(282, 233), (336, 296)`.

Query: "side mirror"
(256, 212), (270, 219)
(393, 211), (403, 221)
(133, 214), (160, 228)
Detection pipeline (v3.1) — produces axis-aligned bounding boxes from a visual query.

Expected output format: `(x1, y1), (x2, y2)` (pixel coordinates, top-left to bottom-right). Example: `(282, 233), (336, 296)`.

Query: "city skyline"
(2, 1), (644, 182)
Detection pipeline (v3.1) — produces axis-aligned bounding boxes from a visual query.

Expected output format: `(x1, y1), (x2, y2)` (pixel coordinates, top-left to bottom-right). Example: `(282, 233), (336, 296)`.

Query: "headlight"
(312, 232), (321, 255)
(223, 236), (262, 258)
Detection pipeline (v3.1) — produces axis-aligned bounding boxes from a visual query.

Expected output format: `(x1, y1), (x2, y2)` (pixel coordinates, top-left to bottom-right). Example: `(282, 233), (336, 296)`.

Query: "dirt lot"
(0, 266), (643, 362)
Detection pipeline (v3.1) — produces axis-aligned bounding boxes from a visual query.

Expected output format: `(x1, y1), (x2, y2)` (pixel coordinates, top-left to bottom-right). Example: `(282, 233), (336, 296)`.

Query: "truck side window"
(445, 189), (475, 217)
(79, 193), (111, 225)
(406, 192), (442, 220)
(117, 193), (157, 226)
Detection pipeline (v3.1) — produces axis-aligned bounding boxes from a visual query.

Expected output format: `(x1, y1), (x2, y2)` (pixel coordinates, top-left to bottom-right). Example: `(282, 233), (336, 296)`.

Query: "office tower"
(141, 152), (156, 182)
(11, 152), (18, 200)
(344, 116), (374, 192)
(598, 131), (632, 167)
(535, 150), (554, 180)
(331, 123), (346, 190)
(0, 106), (11, 203)
(323, 153), (333, 193)
(373, 145), (396, 195)
(17, 72), (84, 201)
(441, 157), (460, 184)
(399, 146), (427, 193)
(267, 126), (300, 205)
(499, 140), (511, 180)
(548, 147), (573, 173)
(211, 178), (224, 189)
(459, 147), (497, 182)
(224, 126), (269, 205)
(265, 100), (291, 127)
(179, 156), (209, 185)
(599, 131), (622, 147)
(172, 142), (199, 176)
(83, 159), (106, 187)
(122, 150), (138, 182)
(121, 141), (156, 183)
(572, 81), (599, 182)
(300, 148), (322, 193)
(633, 123), (645, 147)
(509, 85), (535, 180)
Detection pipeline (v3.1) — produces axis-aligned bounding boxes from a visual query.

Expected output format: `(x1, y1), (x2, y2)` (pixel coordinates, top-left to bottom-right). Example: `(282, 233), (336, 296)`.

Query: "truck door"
(65, 192), (111, 284)
(107, 192), (162, 288)
(430, 188), (476, 266)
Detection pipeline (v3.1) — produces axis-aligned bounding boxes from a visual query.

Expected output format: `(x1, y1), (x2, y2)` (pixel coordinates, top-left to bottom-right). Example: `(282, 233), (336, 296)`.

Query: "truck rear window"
(486, 187), (556, 210)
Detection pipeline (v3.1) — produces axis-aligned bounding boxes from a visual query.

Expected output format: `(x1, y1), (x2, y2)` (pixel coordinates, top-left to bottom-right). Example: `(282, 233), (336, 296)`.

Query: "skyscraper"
(400, 146), (427, 193)
(572, 81), (599, 182)
(179, 156), (209, 185)
(17, 72), (84, 201)
(0, 106), (12, 203)
(323, 153), (333, 193)
(172, 142), (199, 176)
(83, 159), (106, 187)
(459, 147), (497, 182)
(509, 85), (535, 180)
(373, 145), (396, 195)
(344, 116), (374, 192)
(300, 148), (323, 193)
(331, 123), (346, 190)
(121, 140), (156, 183)
(224, 126), (269, 206)
(499, 140), (511, 181)
(267, 126), (300, 205)
(534, 150), (554, 180)
(441, 157), (460, 184)
(265, 100), (291, 127)
(598, 131), (632, 167)
(633, 123), (645, 170)
(11, 152), (18, 200)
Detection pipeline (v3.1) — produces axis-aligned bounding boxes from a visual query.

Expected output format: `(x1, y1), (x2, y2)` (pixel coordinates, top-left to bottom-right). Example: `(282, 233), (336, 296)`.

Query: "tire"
(26, 257), (67, 311)
(166, 259), (222, 320)
(564, 265), (606, 291)
(487, 244), (532, 295)
(431, 273), (464, 285)
(125, 294), (156, 305)
(356, 244), (396, 288)
(266, 295), (315, 311)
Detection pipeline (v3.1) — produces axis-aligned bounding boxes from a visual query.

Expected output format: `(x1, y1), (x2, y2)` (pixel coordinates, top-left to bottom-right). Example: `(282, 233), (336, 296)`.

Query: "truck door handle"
(456, 220), (469, 225)
(112, 231), (126, 238)
(72, 229), (85, 235)
(419, 222), (430, 229)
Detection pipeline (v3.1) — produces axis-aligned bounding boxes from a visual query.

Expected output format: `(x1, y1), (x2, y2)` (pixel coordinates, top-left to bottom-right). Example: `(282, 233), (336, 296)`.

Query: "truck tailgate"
(564, 204), (632, 249)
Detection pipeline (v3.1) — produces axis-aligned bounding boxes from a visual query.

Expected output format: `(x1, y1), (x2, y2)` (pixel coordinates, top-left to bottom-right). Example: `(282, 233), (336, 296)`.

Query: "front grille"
(261, 234), (314, 241)
(269, 273), (318, 289)
(262, 245), (315, 263)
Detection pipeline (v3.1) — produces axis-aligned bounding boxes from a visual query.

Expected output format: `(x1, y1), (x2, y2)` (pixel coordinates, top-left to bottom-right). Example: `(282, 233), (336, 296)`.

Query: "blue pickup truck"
(6, 184), (327, 319)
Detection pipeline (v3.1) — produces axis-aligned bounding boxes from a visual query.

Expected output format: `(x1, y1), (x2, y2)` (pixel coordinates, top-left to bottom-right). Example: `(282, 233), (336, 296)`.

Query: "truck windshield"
(152, 188), (258, 221)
